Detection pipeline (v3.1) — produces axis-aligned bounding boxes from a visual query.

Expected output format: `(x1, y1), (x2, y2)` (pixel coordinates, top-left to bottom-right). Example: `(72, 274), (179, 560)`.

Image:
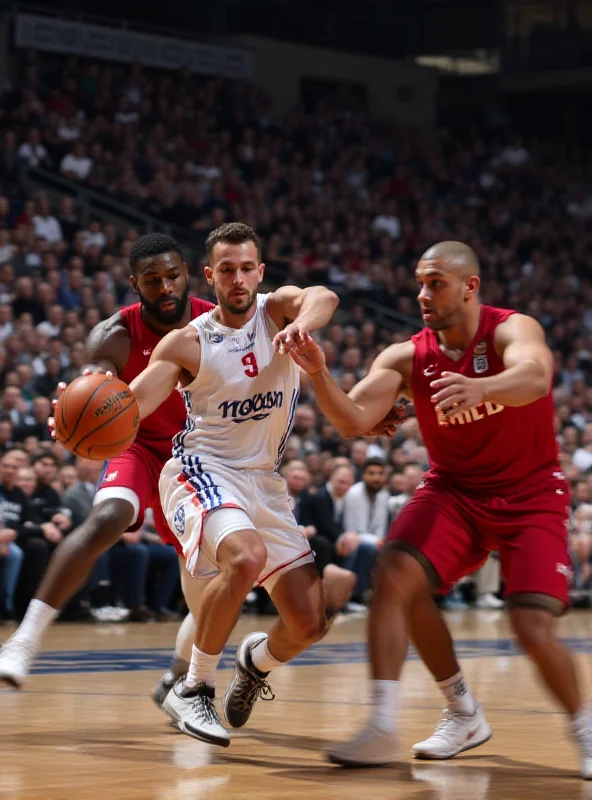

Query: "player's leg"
(223, 557), (323, 729)
(0, 450), (153, 688)
(160, 488), (266, 746)
(500, 485), (592, 778)
(322, 564), (356, 620)
(326, 482), (491, 767)
(151, 555), (204, 708)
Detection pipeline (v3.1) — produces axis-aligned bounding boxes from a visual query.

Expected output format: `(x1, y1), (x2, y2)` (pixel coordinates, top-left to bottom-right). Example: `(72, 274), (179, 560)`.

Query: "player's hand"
(41, 522), (63, 543)
(430, 372), (485, 418)
(274, 322), (309, 355)
(49, 368), (114, 439)
(288, 332), (326, 375)
(363, 403), (407, 438)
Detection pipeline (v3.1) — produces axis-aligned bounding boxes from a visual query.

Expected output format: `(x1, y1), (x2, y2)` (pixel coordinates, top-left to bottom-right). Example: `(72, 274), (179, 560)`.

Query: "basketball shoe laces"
(429, 708), (472, 741)
(185, 682), (221, 726)
(232, 668), (275, 713)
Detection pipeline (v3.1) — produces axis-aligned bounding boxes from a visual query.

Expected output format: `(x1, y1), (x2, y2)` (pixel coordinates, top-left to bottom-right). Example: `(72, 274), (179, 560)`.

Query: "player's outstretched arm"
(292, 337), (408, 438)
(129, 327), (200, 420)
(266, 285), (339, 354)
(431, 314), (553, 417)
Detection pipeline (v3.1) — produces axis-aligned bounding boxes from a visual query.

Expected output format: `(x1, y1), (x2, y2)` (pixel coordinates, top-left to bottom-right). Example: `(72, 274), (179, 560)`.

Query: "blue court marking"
(22, 637), (592, 677)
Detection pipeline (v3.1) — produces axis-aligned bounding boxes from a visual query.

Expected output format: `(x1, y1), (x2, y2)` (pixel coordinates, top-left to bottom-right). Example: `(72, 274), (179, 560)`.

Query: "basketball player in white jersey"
(126, 222), (339, 746)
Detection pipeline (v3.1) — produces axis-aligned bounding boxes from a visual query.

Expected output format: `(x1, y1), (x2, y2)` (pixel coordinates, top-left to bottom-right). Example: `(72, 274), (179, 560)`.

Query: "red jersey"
(411, 305), (559, 492)
(119, 297), (214, 458)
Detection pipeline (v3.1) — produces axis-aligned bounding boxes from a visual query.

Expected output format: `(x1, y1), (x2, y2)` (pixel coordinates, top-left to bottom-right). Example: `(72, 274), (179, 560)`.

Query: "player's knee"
(78, 501), (136, 554)
(223, 541), (266, 590)
(509, 606), (554, 658)
(373, 548), (428, 606)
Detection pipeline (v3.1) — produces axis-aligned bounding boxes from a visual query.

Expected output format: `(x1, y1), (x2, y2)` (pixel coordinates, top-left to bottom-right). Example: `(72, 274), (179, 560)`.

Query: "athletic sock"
(437, 670), (478, 715)
(185, 645), (221, 690)
(16, 600), (59, 643)
(250, 638), (285, 674)
(369, 679), (400, 734)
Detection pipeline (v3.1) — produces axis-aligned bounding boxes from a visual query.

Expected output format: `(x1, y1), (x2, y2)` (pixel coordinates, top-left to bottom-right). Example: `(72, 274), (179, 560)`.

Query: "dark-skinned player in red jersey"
(291, 241), (592, 778)
(0, 233), (215, 691)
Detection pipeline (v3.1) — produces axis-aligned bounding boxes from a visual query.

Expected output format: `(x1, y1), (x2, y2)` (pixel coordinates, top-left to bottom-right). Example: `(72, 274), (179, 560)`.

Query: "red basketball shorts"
(94, 440), (181, 554)
(386, 469), (572, 610)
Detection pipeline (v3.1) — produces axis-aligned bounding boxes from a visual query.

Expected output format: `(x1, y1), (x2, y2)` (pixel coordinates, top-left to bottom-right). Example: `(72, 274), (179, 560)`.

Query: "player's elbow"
(335, 419), (368, 438)
(312, 286), (339, 311)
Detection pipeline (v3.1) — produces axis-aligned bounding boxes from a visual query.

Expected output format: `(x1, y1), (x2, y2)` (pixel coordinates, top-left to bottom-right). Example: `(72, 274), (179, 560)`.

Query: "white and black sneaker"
(162, 679), (230, 747)
(223, 632), (275, 728)
(0, 634), (38, 689)
(151, 669), (176, 709)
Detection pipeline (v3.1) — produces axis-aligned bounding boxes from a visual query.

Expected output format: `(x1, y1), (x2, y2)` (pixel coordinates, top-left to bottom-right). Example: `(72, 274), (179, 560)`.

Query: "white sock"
(16, 600), (58, 644)
(571, 707), (590, 730)
(437, 671), (477, 715)
(251, 638), (285, 674)
(369, 679), (400, 734)
(185, 645), (221, 689)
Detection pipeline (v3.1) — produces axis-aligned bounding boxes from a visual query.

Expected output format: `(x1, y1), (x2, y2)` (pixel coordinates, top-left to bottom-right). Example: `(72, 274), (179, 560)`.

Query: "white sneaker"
(475, 593), (504, 610)
(326, 723), (398, 767)
(0, 634), (38, 689)
(163, 679), (230, 747)
(413, 704), (492, 760)
(571, 711), (592, 779)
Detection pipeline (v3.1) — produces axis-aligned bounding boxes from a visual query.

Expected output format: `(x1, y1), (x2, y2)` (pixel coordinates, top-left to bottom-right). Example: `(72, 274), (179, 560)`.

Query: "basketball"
(54, 373), (140, 460)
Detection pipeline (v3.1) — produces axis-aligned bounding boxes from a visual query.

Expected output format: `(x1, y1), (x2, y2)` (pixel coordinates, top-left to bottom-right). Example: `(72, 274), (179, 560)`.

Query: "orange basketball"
(54, 373), (140, 460)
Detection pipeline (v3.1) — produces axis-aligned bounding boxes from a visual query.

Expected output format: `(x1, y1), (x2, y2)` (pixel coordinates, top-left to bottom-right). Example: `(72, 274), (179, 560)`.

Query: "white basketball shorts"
(159, 456), (314, 592)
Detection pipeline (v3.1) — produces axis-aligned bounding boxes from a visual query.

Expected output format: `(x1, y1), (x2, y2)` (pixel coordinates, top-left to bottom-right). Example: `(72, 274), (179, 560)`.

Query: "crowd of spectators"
(0, 48), (590, 622)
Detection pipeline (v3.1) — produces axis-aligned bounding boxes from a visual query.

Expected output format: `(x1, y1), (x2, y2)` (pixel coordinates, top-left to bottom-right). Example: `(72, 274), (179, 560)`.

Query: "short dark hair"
(129, 233), (184, 274)
(205, 222), (262, 263)
(362, 457), (386, 472)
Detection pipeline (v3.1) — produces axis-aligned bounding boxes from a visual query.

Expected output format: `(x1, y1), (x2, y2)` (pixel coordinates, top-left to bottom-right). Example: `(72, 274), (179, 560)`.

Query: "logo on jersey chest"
(473, 340), (488, 374)
(209, 332), (223, 344)
(218, 390), (284, 423)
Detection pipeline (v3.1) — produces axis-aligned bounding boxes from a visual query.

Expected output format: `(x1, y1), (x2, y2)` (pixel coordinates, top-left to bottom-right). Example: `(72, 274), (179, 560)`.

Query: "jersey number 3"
(242, 352), (259, 377)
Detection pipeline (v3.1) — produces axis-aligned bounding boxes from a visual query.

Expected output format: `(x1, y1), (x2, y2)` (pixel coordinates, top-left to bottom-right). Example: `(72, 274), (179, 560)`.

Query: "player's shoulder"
(492, 310), (545, 341)
(157, 323), (200, 352)
(86, 311), (129, 349)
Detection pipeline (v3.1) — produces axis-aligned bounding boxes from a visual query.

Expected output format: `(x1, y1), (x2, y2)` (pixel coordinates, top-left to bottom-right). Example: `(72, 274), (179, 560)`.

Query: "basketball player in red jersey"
(292, 241), (592, 778)
(0, 233), (214, 688)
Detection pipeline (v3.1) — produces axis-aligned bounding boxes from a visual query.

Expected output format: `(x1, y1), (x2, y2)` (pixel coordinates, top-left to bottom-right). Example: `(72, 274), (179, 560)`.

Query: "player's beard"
(219, 287), (257, 316)
(138, 284), (189, 324)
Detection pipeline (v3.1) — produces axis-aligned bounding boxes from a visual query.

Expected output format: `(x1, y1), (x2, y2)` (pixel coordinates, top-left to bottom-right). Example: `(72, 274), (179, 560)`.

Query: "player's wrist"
(308, 365), (329, 379)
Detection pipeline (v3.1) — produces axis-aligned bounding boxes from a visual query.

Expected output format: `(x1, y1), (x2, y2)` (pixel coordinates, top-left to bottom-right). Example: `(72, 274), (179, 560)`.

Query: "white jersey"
(172, 293), (300, 472)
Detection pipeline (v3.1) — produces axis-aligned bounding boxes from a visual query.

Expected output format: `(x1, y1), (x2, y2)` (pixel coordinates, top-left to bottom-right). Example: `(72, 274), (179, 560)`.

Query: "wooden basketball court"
(2, 610), (592, 800)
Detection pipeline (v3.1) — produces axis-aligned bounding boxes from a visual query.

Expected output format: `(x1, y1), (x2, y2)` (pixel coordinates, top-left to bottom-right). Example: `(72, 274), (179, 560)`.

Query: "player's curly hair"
(205, 222), (262, 263)
(129, 233), (184, 274)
